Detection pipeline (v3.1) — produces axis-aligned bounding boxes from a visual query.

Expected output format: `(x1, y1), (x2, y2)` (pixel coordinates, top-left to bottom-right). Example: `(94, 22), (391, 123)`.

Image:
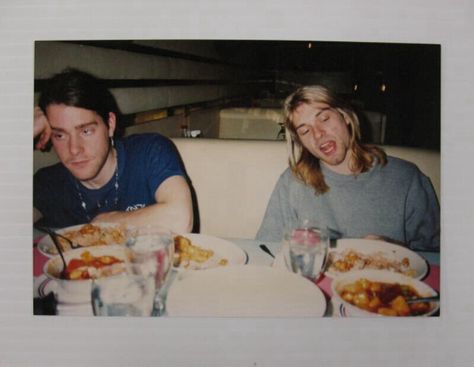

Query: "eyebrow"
(51, 121), (98, 132)
(294, 107), (331, 131)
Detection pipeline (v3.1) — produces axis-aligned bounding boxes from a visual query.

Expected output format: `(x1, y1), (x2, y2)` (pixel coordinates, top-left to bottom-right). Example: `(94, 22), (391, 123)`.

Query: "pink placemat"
(34, 247), (48, 277)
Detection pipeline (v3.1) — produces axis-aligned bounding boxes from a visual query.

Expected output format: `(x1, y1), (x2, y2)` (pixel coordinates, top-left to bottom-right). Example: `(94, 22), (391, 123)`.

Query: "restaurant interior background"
(34, 40), (440, 150)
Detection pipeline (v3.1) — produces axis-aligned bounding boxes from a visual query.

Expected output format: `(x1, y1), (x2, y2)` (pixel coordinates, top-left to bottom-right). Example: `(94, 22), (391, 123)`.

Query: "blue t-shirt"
(34, 134), (185, 228)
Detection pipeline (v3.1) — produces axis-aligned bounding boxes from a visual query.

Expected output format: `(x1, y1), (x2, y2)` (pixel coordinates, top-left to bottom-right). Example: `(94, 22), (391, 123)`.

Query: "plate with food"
(325, 239), (428, 280)
(167, 265), (327, 317)
(37, 223), (131, 257)
(173, 233), (247, 270)
(331, 269), (439, 317)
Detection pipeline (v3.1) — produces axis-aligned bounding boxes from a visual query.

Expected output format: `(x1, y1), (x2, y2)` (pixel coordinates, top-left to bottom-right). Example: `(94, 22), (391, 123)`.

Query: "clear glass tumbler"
(91, 268), (155, 317)
(283, 225), (329, 281)
(127, 226), (174, 316)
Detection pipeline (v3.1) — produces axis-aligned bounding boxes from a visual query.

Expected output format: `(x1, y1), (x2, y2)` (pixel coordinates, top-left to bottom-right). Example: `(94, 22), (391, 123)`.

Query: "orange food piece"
(391, 295), (411, 316)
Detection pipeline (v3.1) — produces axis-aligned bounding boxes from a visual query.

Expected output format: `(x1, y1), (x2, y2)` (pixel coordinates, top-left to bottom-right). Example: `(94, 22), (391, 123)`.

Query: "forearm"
(92, 199), (193, 233)
(33, 106), (52, 150)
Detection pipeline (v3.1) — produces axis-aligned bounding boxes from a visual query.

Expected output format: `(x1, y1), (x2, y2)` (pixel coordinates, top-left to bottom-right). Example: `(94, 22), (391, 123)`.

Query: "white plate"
(174, 233), (247, 270)
(166, 265), (327, 317)
(325, 239), (428, 280)
(37, 223), (128, 257)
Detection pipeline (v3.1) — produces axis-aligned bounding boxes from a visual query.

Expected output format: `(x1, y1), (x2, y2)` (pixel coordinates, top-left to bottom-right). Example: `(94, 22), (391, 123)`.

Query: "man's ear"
(107, 112), (117, 137)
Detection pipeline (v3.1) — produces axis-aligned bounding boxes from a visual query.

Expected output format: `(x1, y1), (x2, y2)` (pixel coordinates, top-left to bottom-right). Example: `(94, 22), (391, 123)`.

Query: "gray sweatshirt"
(256, 156), (440, 251)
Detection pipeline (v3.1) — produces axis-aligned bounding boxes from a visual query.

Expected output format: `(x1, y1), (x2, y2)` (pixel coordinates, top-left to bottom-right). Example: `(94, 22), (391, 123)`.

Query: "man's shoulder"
(35, 162), (66, 176)
(279, 167), (298, 181)
(278, 168), (308, 190)
(122, 133), (171, 146)
(381, 156), (420, 177)
(121, 133), (175, 155)
(34, 162), (70, 186)
(385, 155), (418, 170)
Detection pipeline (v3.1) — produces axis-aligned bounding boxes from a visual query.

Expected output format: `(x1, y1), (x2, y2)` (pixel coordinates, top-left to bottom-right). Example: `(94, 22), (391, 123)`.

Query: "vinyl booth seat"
(34, 138), (440, 239)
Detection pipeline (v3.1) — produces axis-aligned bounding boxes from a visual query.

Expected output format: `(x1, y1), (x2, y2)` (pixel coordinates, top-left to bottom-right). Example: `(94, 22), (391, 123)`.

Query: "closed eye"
(317, 111), (331, 123)
(296, 126), (310, 136)
(320, 113), (330, 122)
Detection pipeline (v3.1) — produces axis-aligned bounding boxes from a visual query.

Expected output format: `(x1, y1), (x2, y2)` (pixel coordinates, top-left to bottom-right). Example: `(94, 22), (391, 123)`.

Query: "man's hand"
(34, 106), (52, 150)
(363, 234), (404, 246)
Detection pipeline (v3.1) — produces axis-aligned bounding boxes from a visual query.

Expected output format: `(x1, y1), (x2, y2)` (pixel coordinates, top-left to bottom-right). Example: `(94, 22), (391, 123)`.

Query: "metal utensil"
(35, 225), (82, 250)
(45, 230), (68, 277)
(406, 295), (440, 304)
(327, 228), (343, 248)
(259, 244), (275, 258)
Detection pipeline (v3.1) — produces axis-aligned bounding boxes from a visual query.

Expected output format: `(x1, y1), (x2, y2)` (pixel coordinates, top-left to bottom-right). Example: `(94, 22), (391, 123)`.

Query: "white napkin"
(56, 303), (93, 316)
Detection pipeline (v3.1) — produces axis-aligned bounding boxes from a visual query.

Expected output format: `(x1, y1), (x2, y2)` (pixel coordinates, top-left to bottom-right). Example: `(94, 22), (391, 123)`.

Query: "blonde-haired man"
(256, 85), (439, 251)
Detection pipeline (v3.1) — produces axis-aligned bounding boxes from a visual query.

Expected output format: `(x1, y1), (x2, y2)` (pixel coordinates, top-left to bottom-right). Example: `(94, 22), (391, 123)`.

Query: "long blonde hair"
(284, 85), (387, 194)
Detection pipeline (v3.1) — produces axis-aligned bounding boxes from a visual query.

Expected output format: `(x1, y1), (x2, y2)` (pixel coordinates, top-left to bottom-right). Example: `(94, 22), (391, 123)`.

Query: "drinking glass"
(127, 226), (174, 316)
(91, 267), (155, 317)
(283, 225), (329, 281)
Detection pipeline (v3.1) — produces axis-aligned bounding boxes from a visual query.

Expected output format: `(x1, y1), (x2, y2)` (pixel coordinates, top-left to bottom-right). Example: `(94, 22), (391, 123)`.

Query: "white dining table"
(33, 230), (440, 317)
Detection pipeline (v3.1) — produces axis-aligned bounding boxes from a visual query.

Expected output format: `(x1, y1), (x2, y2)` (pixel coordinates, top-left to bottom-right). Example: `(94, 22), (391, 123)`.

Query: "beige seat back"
(34, 139), (440, 239)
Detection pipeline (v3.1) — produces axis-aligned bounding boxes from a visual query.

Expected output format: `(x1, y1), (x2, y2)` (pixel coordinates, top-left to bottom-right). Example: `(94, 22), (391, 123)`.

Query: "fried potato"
(173, 235), (228, 269)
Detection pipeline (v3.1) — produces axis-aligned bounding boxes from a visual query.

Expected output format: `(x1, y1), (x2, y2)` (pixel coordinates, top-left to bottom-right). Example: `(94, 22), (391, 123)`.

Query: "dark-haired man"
(34, 69), (193, 232)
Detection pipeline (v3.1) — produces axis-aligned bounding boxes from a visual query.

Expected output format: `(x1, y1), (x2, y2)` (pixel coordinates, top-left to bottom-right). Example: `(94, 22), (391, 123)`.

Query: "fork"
(34, 225), (82, 250)
(327, 228), (343, 248)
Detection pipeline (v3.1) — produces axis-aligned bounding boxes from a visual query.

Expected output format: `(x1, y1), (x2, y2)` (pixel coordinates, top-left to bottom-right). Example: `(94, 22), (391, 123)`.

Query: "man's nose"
(312, 121), (326, 139)
(68, 135), (82, 155)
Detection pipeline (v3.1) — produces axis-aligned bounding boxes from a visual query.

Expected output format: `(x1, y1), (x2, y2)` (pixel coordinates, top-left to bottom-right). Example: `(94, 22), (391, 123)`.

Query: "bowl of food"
(43, 245), (130, 304)
(331, 269), (439, 317)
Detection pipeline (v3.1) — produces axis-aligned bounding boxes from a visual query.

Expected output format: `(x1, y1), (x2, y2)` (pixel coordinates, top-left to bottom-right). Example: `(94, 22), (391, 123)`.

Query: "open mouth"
(319, 141), (336, 155)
